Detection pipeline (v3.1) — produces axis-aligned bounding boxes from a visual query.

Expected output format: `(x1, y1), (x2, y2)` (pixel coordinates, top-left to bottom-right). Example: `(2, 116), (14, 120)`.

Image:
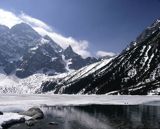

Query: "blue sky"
(0, 0), (160, 57)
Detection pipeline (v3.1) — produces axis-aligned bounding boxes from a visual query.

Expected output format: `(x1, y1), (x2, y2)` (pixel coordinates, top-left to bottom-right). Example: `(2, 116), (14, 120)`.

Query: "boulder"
(19, 107), (44, 120)
(25, 120), (36, 126)
(1, 118), (25, 128)
(0, 111), (3, 115)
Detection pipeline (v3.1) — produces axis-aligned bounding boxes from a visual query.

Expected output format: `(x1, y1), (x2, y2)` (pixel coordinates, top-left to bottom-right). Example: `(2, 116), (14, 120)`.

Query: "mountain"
(63, 45), (98, 70)
(40, 19), (160, 95)
(0, 23), (98, 78)
(40, 57), (114, 93)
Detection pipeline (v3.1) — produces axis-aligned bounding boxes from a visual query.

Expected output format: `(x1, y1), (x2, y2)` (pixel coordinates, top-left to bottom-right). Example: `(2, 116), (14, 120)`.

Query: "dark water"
(10, 104), (160, 129)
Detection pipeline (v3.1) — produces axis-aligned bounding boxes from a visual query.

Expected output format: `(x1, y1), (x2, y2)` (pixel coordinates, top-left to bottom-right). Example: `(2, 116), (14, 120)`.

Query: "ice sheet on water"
(0, 95), (160, 109)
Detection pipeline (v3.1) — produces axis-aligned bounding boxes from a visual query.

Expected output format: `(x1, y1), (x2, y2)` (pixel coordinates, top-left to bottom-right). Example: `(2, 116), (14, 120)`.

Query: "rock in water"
(19, 107), (44, 120)
(25, 120), (36, 126)
(1, 118), (25, 129)
(49, 122), (58, 125)
(0, 111), (3, 115)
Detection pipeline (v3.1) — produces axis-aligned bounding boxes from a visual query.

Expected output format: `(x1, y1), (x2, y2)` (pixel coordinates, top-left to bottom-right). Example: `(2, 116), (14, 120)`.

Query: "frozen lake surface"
(1, 95), (160, 129)
(0, 95), (160, 107)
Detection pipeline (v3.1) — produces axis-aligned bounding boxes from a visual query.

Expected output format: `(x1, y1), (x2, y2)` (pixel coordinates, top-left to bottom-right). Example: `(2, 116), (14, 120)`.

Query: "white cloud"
(0, 9), (22, 28)
(96, 51), (116, 57)
(0, 9), (91, 58)
(20, 12), (52, 32)
(32, 26), (90, 58)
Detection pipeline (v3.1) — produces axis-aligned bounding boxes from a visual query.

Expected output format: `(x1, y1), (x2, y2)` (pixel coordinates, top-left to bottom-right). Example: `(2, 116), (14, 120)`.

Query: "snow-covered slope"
(0, 56), (113, 94)
(41, 19), (160, 95)
(40, 58), (114, 93)
(0, 67), (53, 94)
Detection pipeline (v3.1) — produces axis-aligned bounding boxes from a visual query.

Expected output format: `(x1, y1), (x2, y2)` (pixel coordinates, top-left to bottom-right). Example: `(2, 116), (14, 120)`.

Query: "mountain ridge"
(40, 19), (160, 95)
(0, 23), (98, 78)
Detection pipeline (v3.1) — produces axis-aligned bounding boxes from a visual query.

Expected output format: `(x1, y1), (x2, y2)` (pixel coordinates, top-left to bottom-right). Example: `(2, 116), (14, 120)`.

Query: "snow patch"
(40, 38), (49, 45)
(30, 46), (38, 51)
(51, 57), (57, 62)
(0, 113), (31, 128)
(0, 69), (55, 94)
(128, 68), (137, 78)
(62, 55), (73, 72)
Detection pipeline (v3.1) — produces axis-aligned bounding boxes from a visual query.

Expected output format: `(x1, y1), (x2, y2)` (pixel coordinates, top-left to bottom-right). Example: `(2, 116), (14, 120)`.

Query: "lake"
(0, 95), (160, 129)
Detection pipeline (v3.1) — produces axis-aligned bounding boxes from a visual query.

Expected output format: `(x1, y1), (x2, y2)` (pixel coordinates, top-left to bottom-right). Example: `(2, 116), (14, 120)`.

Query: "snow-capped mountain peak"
(40, 19), (160, 95)
(10, 23), (41, 41)
(0, 25), (9, 34)
(0, 23), (98, 80)
(64, 45), (79, 58)
(65, 45), (74, 52)
(136, 19), (160, 43)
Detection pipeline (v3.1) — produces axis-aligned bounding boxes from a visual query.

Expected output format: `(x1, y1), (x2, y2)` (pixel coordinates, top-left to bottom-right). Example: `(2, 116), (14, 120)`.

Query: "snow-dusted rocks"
(1, 19), (160, 95)
(0, 108), (44, 128)
(0, 113), (30, 129)
(41, 19), (160, 95)
(40, 57), (114, 93)
(63, 45), (98, 70)
(19, 107), (44, 120)
(0, 23), (98, 79)
(136, 19), (160, 43)
(0, 111), (3, 115)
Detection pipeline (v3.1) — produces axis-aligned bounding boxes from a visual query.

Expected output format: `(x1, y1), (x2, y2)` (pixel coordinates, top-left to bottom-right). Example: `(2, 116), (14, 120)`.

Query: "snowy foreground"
(0, 95), (160, 109)
(0, 113), (31, 129)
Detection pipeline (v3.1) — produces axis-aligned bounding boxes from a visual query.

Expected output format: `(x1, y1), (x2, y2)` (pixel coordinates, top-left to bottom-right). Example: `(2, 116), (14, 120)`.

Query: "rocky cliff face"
(0, 23), (98, 78)
(41, 19), (160, 95)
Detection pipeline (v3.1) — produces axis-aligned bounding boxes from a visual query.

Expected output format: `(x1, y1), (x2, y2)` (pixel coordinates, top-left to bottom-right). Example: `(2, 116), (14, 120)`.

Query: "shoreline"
(0, 95), (160, 107)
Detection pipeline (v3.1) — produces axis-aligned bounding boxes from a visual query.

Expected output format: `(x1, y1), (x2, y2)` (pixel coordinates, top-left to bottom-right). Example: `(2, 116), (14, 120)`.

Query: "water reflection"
(8, 104), (160, 129)
(42, 106), (112, 129)
(40, 104), (160, 129)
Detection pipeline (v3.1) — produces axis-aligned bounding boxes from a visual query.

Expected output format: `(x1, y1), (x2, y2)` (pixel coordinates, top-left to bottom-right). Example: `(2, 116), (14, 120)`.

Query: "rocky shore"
(0, 107), (45, 129)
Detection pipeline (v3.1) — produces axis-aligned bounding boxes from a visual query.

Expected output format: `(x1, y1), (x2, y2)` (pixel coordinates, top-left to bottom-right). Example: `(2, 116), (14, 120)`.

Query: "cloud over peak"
(96, 50), (116, 58)
(0, 9), (91, 58)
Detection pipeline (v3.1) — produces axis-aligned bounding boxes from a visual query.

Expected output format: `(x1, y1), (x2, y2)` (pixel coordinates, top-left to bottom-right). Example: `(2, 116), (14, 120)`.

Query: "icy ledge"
(0, 95), (160, 108)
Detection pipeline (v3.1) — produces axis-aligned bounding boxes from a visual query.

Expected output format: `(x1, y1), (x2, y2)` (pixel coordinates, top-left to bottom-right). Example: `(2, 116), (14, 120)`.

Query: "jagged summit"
(10, 23), (41, 40)
(64, 45), (79, 58)
(0, 25), (9, 34)
(0, 23), (98, 78)
(136, 19), (160, 43)
(62, 44), (98, 70)
(64, 45), (78, 58)
(11, 23), (36, 33)
(150, 19), (160, 27)
(124, 19), (160, 53)
(65, 45), (73, 51)
(11, 23), (32, 29)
